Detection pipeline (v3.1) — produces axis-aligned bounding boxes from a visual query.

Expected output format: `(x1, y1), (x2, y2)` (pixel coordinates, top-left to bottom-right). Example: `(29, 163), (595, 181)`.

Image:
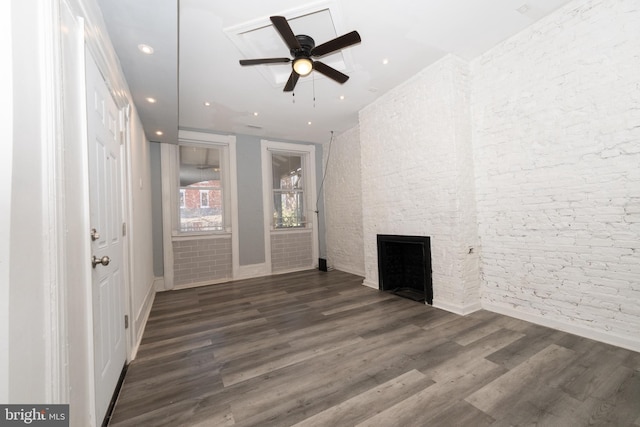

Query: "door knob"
(92, 255), (110, 268)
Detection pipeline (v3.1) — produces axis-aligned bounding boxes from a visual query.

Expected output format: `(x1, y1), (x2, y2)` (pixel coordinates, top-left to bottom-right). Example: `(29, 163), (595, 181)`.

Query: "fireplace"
(377, 234), (433, 304)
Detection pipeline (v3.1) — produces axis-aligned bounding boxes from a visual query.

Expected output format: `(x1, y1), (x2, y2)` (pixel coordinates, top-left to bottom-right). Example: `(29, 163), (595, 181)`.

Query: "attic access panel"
(224, 2), (353, 88)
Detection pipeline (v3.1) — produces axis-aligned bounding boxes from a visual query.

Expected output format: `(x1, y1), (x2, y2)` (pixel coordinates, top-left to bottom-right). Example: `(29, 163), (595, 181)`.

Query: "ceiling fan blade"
(311, 31), (361, 57)
(239, 58), (291, 66)
(283, 71), (299, 92)
(270, 16), (301, 51)
(313, 61), (349, 84)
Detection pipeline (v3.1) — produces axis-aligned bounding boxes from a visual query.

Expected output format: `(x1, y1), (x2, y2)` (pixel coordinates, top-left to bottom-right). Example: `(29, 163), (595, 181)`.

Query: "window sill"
(172, 231), (231, 241)
(270, 227), (312, 234)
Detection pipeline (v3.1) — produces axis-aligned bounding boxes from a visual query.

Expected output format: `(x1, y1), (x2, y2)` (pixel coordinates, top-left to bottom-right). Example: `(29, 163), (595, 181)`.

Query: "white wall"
(127, 106), (156, 352)
(324, 126), (365, 276)
(324, 0), (639, 351)
(8, 0), (50, 402)
(471, 0), (640, 350)
(359, 55), (481, 314)
(0, 0), (13, 403)
(4, 0), (157, 419)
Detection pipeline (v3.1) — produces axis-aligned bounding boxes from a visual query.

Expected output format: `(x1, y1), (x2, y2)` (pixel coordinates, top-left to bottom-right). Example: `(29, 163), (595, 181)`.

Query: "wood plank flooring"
(109, 270), (640, 426)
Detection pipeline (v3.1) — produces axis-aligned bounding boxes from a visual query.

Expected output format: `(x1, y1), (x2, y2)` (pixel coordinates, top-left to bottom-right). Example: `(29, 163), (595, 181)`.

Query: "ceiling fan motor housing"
(291, 34), (315, 58)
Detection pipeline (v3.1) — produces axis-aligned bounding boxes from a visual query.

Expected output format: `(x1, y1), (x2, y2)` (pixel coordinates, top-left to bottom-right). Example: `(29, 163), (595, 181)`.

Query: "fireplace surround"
(377, 234), (433, 304)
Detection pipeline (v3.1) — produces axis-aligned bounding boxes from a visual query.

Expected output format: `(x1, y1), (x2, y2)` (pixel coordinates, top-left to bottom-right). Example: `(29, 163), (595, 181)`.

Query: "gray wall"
(150, 132), (326, 273)
(236, 134), (266, 265)
(150, 142), (164, 277)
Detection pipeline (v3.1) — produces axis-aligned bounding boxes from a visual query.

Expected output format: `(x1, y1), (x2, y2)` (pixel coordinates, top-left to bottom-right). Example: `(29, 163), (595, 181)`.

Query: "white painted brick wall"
(323, 126), (365, 276)
(359, 54), (481, 313)
(271, 231), (313, 273)
(321, 0), (639, 350)
(471, 0), (640, 346)
(173, 237), (232, 286)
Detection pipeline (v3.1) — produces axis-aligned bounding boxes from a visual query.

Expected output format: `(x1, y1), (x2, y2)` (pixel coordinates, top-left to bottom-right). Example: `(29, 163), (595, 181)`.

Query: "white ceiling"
(97, 0), (573, 145)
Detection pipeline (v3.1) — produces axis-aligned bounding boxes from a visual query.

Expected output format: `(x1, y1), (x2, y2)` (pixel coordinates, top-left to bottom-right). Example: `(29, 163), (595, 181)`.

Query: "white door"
(85, 50), (127, 425)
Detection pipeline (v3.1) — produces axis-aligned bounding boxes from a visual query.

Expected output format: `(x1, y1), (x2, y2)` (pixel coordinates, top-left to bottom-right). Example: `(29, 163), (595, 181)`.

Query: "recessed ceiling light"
(203, 101), (211, 107)
(307, 121), (312, 125)
(155, 131), (163, 136)
(138, 44), (154, 54)
(145, 97), (157, 103)
(339, 95), (345, 100)
(253, 112), (259, 116)
(382, 58), (389, 65)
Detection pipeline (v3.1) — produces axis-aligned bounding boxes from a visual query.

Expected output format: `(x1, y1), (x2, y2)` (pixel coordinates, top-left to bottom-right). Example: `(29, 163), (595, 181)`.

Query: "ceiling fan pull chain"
(292, 91), (295, 104)
(313, 72), (316, 108)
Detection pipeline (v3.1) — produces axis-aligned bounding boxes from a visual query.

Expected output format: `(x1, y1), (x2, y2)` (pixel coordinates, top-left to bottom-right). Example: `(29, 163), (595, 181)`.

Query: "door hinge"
(122, 222), (127, 236)
(124, 314), (129, 329)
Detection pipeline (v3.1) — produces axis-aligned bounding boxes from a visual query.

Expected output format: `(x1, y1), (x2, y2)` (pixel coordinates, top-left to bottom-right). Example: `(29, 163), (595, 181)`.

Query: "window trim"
(199, 189), (210, 208)
(271, 152), (306, 229)
(261, 139), (318, 273)
(176, 139), (230, 236)
(160, 131), (238, 290)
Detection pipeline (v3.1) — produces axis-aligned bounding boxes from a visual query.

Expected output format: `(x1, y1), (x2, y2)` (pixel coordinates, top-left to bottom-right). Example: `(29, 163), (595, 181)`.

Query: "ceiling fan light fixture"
(240, 16), (360, 92)
(293, 57), (313, 77)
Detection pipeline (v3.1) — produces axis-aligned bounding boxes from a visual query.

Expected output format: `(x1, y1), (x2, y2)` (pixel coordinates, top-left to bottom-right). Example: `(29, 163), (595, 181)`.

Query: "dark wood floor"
(109, 270), (640, 426)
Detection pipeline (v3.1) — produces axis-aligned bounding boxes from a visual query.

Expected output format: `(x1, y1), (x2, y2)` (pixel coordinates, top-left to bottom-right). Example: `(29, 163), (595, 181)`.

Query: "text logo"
(0, 405), (69, 426)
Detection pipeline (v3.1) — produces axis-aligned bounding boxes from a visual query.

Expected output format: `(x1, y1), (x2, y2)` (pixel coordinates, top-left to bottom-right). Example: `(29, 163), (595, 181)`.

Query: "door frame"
(51, 0), (134, 424)
(85, 48), (130, 424)
(37, 0), (69, 404)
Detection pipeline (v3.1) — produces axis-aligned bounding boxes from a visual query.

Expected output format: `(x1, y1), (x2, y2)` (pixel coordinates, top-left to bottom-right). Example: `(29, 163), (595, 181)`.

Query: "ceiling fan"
(239, 16), (361, 92)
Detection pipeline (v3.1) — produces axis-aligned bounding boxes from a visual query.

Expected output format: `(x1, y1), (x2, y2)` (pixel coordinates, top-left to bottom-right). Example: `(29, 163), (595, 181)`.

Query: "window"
(200, 190), (210, 208)
(178, 145), (224, 232)
(260, 139), (318, 271)
(271, 153), (305, 228)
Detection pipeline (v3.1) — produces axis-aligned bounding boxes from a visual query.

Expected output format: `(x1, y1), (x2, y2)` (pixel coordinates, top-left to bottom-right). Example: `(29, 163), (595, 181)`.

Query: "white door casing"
(85, 49), (126, 425)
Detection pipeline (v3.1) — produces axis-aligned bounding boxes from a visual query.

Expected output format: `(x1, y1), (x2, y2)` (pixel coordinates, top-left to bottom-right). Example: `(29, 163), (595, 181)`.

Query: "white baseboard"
(172, 277), (232, 290)
(234, 262), (269, 280)
(362, 278), (378, 289)
(332, 263), (365, 277)
(268, 266), (317, 276)
(482, 301), (640, 353)
(433, 299), (482, 315)
(153, 276), (165, 292)
(361, 279), (481, 315)
(129, 280), (156, 360)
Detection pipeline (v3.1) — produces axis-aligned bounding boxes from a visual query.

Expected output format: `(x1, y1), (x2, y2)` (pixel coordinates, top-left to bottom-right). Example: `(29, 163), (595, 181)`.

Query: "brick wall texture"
(471, 0), (640, 341)
(358, 54), (480, 313)
(323, 0), (639, 346)
(173, 237), (232, 286)
(324, 126), (365, 276)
